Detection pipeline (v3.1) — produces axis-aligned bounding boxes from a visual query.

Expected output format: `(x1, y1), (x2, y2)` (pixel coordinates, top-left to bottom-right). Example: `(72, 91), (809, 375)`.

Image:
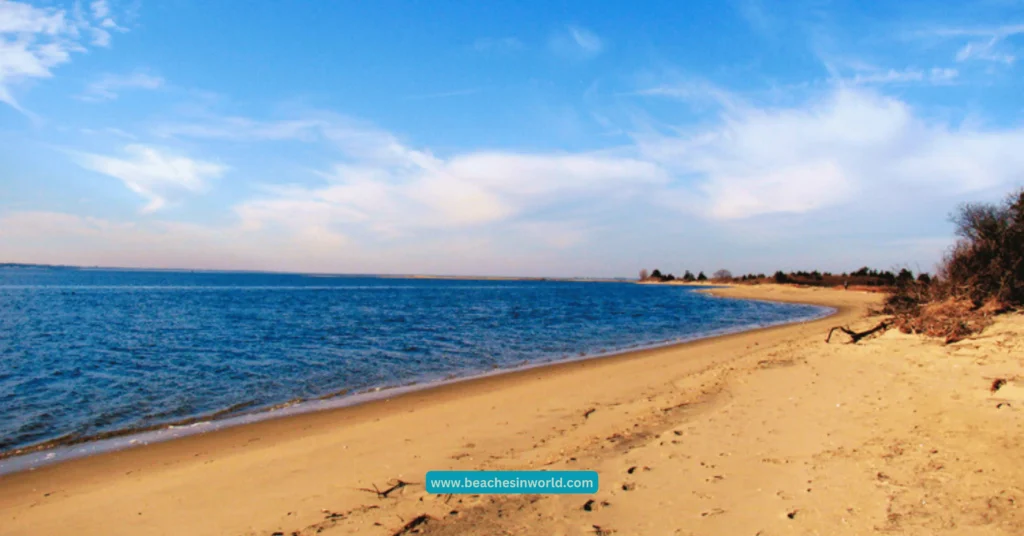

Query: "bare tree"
(712, 269), (733, 280)
(639, 269), (649, 281)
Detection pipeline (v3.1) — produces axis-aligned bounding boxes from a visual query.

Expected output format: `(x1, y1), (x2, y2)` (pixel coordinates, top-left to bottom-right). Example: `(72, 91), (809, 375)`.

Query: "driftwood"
(392, 514), (433, 536)
(359, 479), (417, 499)
(825, 320), (891, 343)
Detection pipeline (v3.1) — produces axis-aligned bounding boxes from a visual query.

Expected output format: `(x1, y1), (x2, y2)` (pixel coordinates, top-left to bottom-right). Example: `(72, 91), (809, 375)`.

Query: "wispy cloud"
(848, 67), (959, 85)
(816, 54), (961, 87)
(153, 116), (327, 141)
(74, 145), (227, 212)
(78, 71), (164, 102)
(913, 23), (1024, 64)
(568, 26), (602, 53)
(550, 25), (604, 59)
(924, 23), (1024, 39)
(0, 0), (126, 112)
(955, 38), (1015, 64)
(87, 0), (122, 46)
(630, 80), (746, 112)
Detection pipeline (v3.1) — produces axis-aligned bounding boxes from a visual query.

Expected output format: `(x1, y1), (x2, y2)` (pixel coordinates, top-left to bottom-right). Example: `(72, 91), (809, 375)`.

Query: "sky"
(1, 0), (1023, 278)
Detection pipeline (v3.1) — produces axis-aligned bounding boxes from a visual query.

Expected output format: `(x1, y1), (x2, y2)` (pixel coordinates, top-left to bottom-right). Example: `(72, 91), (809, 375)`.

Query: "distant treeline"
(639, 266), (925, 288)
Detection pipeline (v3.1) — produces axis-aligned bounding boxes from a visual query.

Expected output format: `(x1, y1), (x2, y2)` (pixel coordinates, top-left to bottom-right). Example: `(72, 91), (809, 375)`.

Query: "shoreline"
(0, 286), (834, 474)
(0, 285), (924, 536)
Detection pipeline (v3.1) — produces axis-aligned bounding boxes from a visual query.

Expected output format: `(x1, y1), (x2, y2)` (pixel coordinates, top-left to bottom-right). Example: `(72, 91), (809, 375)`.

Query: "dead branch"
(825, 320), (891, 343)
(359, 479), (418, 499)
(392, 514), (433, 536)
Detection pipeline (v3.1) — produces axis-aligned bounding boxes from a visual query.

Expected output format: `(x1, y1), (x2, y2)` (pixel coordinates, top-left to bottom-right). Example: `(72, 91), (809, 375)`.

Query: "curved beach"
(2, 285), (1021, 535)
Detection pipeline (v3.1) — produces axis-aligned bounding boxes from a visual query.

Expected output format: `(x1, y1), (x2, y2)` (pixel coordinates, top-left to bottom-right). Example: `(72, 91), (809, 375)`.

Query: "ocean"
(0, 267), (831, 461)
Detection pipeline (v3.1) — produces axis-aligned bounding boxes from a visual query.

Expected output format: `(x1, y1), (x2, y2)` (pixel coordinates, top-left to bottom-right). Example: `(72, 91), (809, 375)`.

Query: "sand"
(1, 285), (1021, 535)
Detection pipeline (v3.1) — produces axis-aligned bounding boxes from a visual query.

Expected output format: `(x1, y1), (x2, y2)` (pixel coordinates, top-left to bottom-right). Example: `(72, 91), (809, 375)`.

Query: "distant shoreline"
(0, 263), (630, 282)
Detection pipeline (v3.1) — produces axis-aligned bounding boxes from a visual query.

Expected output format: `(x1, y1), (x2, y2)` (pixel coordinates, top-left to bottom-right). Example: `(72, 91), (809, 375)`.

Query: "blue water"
(0, 268), (830, 455)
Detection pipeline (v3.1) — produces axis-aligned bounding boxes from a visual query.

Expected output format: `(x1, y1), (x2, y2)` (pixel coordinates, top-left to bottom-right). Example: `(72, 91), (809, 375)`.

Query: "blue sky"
(1, 0), (1023, 277)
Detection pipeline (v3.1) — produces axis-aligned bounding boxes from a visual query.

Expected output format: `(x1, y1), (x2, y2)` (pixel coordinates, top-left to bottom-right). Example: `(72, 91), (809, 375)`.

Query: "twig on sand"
(391, 514), (433, 536)
(826, 320), (891, 344)
(359, 479), (419, 499)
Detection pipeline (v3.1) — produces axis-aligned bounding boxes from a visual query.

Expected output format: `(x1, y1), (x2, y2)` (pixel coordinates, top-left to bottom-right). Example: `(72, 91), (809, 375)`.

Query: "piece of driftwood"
(825, 320), (891, 343)
(359, 479), (417, 499)
(392, 514), (433, 536)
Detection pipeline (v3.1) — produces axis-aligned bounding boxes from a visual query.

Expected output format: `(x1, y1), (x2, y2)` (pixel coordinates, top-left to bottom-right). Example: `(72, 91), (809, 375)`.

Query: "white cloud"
(550, 25), (604, 59)
(920, 23), (1023, 65)
(154, 116), (327, 141)
(955, 38), (1015, 64)
(699, 160), (852, 219)
(631, 79), (747, 112)
(90, 0), (111, 20)
(75, 145), (227, 212)
(0, 2), (67, 33)
(848, 67), (959, 85)
(158, 112), (667, 244)
(925, 23), (1024, 40)
(635, 87), (1024, 220)
(568, 26), (602, 54)
(929, 67), (960, 82)
(152, 84), (1024, 244)
(0, 0), (124, 111)
(234, 144), (667, 236)
(79, 71), (164, 101)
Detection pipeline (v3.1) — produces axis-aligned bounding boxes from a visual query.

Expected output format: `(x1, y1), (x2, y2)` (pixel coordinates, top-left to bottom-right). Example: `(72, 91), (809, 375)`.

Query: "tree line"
(639, 266), (925, 288)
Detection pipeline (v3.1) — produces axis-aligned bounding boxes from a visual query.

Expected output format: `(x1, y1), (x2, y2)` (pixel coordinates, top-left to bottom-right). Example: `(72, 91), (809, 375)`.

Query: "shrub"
(885, 187), (1023, 342)
(943, 189), (1024, 305)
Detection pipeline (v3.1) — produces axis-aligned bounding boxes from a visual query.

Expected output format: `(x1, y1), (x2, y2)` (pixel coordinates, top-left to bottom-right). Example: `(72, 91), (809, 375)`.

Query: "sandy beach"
(1, 285), (1021, 535)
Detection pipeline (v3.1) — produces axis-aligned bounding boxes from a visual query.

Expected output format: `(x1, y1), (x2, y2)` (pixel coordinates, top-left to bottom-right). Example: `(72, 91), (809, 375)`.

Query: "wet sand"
(1, 285), (1021, 535)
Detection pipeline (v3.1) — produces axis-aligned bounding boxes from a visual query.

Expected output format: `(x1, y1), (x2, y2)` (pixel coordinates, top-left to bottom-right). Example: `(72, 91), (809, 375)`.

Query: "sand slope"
(1, 285), (1021, 535)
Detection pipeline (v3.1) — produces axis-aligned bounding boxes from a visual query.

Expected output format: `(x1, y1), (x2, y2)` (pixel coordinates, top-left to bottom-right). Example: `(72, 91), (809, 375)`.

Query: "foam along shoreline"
(0, 293), (834, 475)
